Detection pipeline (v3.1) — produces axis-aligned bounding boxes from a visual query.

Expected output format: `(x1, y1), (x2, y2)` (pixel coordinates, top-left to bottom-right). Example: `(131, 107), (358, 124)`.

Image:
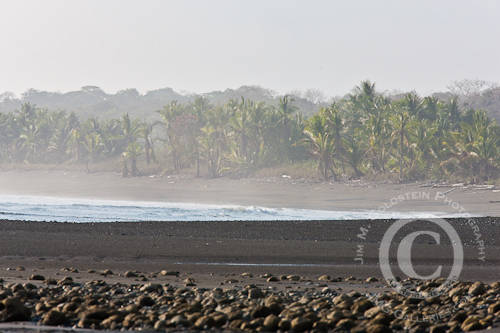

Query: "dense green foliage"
(0, 81), (498, 183)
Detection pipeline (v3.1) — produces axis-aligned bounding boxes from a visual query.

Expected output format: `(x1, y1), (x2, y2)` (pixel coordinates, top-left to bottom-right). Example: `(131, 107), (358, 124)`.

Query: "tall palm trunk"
(399, 128), (404, 182)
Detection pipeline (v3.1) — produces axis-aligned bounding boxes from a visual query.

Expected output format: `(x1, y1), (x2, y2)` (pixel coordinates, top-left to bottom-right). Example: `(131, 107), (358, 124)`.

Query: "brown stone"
(0, 297), (31, 322)
(352, 298), (374, 315)
(367, 324), (392, 333)
(42, 309), (66, 326)
(488, 302), (500, 314)
(336, 318), (355, 330)
(263, 314), (280, 331)
(291, 317), (312, 332)
(468, 282), (486, 296)
(194, 315), (215, 329)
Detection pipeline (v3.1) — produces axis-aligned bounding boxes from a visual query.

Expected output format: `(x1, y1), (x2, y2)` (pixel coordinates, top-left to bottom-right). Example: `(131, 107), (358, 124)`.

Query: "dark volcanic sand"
(0, 217), (498, 283)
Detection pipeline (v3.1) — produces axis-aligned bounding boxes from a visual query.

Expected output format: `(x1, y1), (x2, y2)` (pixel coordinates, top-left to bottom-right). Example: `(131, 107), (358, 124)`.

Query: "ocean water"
(0, 194), (471, 223)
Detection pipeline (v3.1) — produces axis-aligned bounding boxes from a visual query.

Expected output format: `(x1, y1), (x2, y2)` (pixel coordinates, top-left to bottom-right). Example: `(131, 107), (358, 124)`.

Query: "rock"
(364, 306), (382, 319)
(266, 276), (279, 282)
(194, 315), (214, 329)
(488, 302), (500, 314)
(136, 295), (155, 307)
(139, 283), (162, 292)
(241, 318), (263, 330)
(367, 324), (392, 333)
(211, 313), (227, 327)
(160, 270), (179, 276)
(333, 294), (353, 305)
(279, 318), (291, 330)
(29, 274), (45, 281)
(448, 286), (464, 298)
(15, 266), (25, 271)
(313, 320), (329, 332)
(291, 317), (312, 332)
(153, 319), (166, 330)
(124, 271), (138, 278)
(450, 311), (468, 323)
(45, 278), (57, 285)
(462, 320), (483, 332)
(57, 276), (73, 286)
(0, 297), (31, 322)
(100, 269), (113, 276)
(287, 275), (301, 281)
(352, 298), (374, 315)
(462, 316), (481, 327)
(336, 318), (356, 330)
(409, 323), (428, 333)
(100, 314), (121, 329)
(170, 315), (191, 327)
(366, 276), (379, 283)
(351, 325), (368, 333)
(248, 288), (264, 299)
(228, 319), (244, 329)
(251, 305), (271, 318)
(429, 324), (448, 333)
(263, 314), (280, 331)
(184, 278), (196, 286)
(318, 274), (330, 281)
(468, 282), (486, 296)
(327, 310), (344, 321)
(42, 309), (66, 326)
(79, 307), (111, 322)
(241, 272), (253, 278)
(370, 313), (393, 326)
(62, 302), (79, 313)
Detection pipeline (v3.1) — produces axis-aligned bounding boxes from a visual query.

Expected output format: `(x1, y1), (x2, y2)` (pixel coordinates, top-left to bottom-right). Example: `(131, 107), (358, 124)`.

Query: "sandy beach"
(0, 170), (499, 332)
(0, 170), (499, 215)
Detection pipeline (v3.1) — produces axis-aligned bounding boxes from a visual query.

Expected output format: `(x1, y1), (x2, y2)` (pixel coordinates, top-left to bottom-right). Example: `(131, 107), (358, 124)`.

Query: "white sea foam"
(0, 195), (473, 223)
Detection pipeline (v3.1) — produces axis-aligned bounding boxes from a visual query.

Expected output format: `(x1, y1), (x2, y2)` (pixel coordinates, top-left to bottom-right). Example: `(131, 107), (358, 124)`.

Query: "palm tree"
(277, 95), (297, 159)
(200, 106), (230, 178)
(191, 96), (210, 176)
(303, 114), (336, 180)
(391, 104), (411, 182)
(344, 129), (365, 178)
(139, 121), (156, 165)
(157, 101), (186, 172)
(83, 132), (102, 173)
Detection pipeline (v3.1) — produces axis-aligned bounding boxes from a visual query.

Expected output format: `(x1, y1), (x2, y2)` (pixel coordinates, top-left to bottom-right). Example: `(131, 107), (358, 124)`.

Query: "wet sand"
(0, 217), (498, 283)
(0, 170), (499, 215)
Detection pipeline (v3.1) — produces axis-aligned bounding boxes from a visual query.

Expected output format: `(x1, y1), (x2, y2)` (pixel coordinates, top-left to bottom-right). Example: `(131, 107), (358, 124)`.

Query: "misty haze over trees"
(0, 80), (498, 183)
(1, 79), (500, 123)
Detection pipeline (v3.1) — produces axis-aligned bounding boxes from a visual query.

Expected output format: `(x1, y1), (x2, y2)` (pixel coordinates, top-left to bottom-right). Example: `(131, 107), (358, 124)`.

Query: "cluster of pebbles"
(0, 271), (498, 332)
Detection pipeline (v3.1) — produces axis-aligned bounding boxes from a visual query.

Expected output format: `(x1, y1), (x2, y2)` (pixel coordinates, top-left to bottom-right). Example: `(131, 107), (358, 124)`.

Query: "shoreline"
(0, 170), (499, 215)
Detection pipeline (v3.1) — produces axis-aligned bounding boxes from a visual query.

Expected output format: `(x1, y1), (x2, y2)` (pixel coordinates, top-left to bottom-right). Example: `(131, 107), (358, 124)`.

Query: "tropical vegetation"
(0, 81), (498, 183)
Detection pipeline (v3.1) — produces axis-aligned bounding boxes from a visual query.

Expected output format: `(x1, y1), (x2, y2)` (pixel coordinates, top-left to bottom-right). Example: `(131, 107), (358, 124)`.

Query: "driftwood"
(419, 183), (497, 191)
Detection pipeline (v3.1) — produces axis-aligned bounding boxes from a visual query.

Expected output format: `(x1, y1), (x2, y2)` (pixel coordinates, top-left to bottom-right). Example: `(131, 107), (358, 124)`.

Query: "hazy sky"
(1, 0), (499, 97)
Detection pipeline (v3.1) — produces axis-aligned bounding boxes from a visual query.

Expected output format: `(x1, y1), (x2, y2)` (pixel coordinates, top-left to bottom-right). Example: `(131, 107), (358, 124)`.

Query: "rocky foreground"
(0, 271), (498, 333)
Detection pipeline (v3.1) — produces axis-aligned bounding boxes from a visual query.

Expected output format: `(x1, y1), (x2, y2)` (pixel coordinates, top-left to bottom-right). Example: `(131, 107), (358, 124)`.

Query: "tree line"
(0, 81), (498, 183)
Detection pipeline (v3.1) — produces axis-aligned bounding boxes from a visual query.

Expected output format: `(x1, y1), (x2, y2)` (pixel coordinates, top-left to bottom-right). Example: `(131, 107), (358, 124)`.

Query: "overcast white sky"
(1, 0), (499, 97)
